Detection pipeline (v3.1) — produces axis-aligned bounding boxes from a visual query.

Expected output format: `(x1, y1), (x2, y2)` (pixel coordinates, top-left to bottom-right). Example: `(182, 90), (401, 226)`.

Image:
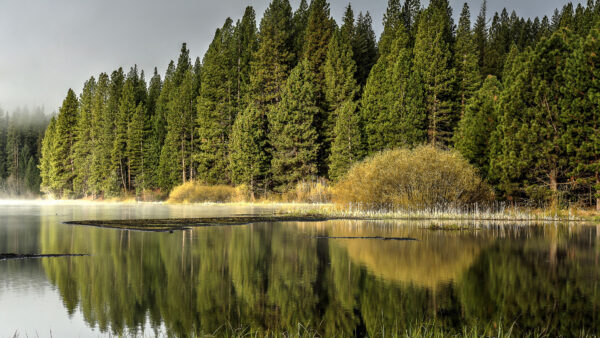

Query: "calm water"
(0, 201), (599, 337)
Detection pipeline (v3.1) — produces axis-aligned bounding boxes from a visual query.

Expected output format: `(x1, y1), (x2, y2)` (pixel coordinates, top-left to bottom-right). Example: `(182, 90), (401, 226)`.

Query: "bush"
(167, 181), (237, 203)
(333, 145), (494, 211)
(283, 179), (331, 203)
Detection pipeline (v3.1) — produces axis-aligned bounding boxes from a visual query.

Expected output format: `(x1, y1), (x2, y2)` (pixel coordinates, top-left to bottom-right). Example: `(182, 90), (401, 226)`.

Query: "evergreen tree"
(454, 75), (502, 175)
(412, 2), (456, 146)
(39, 117), (57, 195)
(113, 77), (136, 191)
(379, 0), (403, 56)
(455, 3), (481, 117)
(72, 77), (96, 196)
(197, 20), (238, 184)
(352, 12), (377, 88)
(127, 103), (145, 195)
(270, 60), (320, 191)
(490, 29), (575, 204)
(249, 0), (294, 110)
(340, 4), (355, 43)
(0, 109), (7, 180)
(292, 0), (309, 65)
(53, 89), (79, 196)
(401, 0), (421, 36)
(229, 103), (270, 196)
(157, 61), (176, 191)
(329, 100), (362, 181)
(235, 7), (258, 103)
(102, 69), (125, 196)
(144, 68), (162, 190)
(88, 73), (110, 197)
(561, 24), (600, 209)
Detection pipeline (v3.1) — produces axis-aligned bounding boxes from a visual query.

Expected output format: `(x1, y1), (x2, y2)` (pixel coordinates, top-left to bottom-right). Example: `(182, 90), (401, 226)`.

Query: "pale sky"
(0, 0), (583, 114)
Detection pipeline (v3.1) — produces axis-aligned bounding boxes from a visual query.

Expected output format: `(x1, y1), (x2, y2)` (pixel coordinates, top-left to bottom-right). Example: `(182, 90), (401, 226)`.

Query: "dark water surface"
(1, 202), (599, 337)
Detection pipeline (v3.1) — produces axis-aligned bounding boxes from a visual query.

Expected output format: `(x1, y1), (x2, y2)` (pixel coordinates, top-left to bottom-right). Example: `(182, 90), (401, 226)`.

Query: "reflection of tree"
(39, 217), (600, 336)
(457, 227), (600, 336)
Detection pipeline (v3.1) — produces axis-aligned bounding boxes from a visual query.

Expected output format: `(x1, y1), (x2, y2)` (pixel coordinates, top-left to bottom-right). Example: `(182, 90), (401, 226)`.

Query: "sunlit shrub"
(167, 181), (236, 203)
(283, 179), (332, 203)
(333, 145), (494, 211)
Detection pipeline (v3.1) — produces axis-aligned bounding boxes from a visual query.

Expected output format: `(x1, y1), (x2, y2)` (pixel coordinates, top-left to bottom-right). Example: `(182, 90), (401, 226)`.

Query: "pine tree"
(352, 12), (377, 88)
(490, 29), (575, 204)
(249, 0), (294, 109)
(561, 24), (600, 209)
(302, 0), (334, 98)
(72, 77), (96, 196)
(101, 69), (125, 196)
(412, 2), (456, 146)
(53, 89), (79, 196)
(323, 29), (359, 175)
(89, 73), (110, 197)
(5, 117), (21, 192)
(235, 7), (258, 103)
(292, 0), (309, 66)
(229, 103), (270, 196)
(157, 61), (176, 191)
(453, 75), (502, 175)
(0, 109), (7, 180)
(379, 0), (403, 56)
(197, 20), (238, 184)
(39, 117), (57, 195)
(340, 4), (355, 43)
(144, 68), (162, 190)
(113, 77), (136, 191)
(127, 103), (145, 195)
(270, 60), (320, 191)
(329, 100), (362, 181)
(401, 0), (421, 36)
(455, 3), (481, 118)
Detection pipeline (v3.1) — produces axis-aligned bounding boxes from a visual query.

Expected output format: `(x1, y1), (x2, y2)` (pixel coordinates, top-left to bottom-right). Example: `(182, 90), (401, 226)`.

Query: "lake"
(0, 201), (599, 337)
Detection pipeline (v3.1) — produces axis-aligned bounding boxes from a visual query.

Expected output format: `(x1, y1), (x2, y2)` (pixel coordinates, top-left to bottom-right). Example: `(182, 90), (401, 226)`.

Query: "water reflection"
(31, 213), (600, 336)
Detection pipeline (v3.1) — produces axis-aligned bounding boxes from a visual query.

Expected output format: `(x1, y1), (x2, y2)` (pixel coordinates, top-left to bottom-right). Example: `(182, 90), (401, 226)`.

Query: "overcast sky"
(0, 0), (582, 114)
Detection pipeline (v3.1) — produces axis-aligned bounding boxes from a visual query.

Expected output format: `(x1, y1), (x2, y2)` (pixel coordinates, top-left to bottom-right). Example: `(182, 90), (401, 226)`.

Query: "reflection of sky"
(0, 260), (100, 337)
(0, 0), (584, 114)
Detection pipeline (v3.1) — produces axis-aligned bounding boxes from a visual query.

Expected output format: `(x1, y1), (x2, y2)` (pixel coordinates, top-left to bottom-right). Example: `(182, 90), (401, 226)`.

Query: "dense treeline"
(39, 0), (600, 209)
(0, 107), (48, 196)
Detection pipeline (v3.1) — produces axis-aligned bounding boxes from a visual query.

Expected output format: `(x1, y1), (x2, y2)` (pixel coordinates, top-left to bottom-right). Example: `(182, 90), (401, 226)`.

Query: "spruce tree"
(89, 73), (110, 197)
(270, 60), (320, 191)
(102, 69), (125, 196)
(490, 29), (575, 204)
(39, 117), (57, 195)
(144, 68), (162, 190)
(197, 20), (237, 184)
(561, 24), (600, 209)
(453, 75), (502, 175)
(329, 100), (362, 181)
(455, 3), (481, 117)
(379, 0), (403, 56)
(53, 89), (79, 196)
(292, 0), (309, 66)
(72, 77), (96, 196)
(127, 103), (145, 195)
(352, 12), (377, 88)
(412, 2), (456, 146)
(235, 7), (258, 103)
(113, 77), (136, 191)
(228, 103), (270, 196)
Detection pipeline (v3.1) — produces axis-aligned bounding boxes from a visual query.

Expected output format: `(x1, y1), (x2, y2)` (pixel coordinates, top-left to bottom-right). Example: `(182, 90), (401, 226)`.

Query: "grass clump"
(167, 181), (240, 203)
(334, 145), (494, 211)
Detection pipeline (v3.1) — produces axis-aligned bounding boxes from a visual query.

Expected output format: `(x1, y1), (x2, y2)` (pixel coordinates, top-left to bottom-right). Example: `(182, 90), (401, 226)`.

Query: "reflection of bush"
(39, 217), (600, 336)
(334, 145), (494, 210)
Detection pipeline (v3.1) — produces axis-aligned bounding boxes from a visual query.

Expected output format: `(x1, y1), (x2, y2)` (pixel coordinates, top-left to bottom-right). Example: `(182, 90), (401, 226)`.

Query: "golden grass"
(167, 181), (241, 203)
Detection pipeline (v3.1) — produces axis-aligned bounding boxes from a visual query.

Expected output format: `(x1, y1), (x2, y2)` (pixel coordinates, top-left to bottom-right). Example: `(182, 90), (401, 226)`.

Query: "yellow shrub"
(167, 181), (236, 203)
(284, 179), (332, 203)
(333, 145), (494, 211)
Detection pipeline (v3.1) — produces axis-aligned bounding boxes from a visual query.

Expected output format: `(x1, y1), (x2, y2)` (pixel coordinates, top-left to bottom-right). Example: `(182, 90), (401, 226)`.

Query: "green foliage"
(228, 103), (269, 195)
(334, 145), (494, 210)
(454, 75), (502, 176)
(456, 3), (481, 117)
(490, 29), (575, 204)
(412, 2), (456, 146)
(328, 100), (362, 181)
(270, 61), (320, 191)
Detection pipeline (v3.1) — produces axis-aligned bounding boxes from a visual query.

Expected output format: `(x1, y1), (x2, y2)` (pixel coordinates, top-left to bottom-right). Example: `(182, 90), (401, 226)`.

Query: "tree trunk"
(550, 169), (558, 208)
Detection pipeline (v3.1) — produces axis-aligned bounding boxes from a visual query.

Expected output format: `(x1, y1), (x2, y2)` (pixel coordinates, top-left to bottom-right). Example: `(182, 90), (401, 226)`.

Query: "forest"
(37, 0), (600, 208)
(0, 107), (47, 196)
